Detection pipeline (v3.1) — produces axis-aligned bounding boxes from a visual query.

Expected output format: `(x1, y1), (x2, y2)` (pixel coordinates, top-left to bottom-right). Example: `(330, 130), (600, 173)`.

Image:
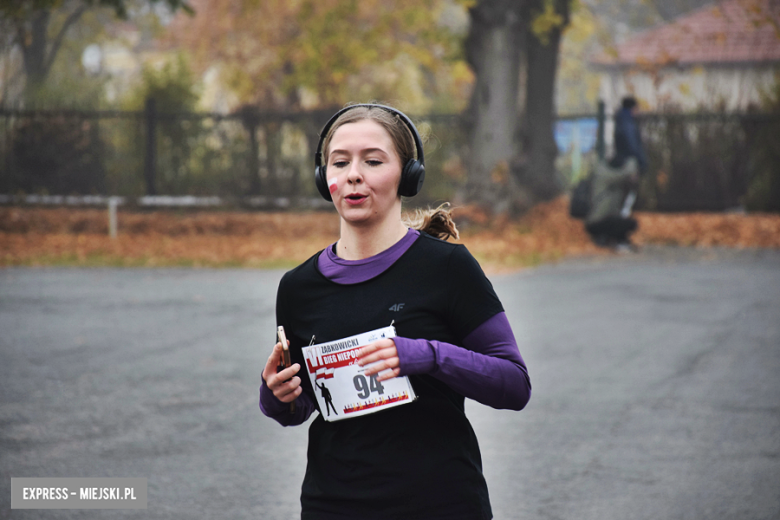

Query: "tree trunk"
(515, 0), (570, 201)
(18, 5), (88, 103)
(461, 0), (530, 215)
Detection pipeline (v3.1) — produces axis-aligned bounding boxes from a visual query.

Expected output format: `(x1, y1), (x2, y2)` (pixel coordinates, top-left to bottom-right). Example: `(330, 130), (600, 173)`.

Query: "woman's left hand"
(358, 339), (400, 382)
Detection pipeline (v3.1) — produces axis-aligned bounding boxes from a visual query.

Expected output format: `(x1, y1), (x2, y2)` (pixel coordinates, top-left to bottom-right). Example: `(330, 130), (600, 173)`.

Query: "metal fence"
(556, 110), (780, 212)
(1, 103), (778, 212)
(0, 104), (467, 210)
(636, 112), (779, 212)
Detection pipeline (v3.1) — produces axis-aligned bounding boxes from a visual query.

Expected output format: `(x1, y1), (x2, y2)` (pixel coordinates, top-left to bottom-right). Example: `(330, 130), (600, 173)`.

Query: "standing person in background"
(585, 96), (646, 251)
(609, 96), (647, 176)
(259, 104), (531, 520)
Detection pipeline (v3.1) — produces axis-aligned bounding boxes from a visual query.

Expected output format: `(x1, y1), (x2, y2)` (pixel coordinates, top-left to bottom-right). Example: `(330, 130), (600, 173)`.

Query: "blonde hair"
(321, 105), (416, 168)
(404, 203), (459, 241)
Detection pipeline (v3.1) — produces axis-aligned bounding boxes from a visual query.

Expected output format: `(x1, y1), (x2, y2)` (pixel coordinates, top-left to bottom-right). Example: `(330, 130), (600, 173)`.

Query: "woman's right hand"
(262, 341), (303, 403)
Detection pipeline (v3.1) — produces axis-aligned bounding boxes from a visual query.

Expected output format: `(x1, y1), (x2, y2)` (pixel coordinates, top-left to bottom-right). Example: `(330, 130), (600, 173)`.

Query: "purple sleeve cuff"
(395, 312), (531, 410)
(259, 378), (316, 426)
(395, 336), (436, 374)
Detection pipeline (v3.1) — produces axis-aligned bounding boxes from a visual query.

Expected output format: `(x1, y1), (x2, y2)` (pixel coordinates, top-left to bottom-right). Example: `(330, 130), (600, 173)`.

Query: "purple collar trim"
(317, 228), (420, 285)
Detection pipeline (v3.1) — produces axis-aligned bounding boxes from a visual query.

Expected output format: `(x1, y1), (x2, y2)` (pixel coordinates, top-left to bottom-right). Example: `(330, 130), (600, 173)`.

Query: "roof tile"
(592, 0), (780, 66)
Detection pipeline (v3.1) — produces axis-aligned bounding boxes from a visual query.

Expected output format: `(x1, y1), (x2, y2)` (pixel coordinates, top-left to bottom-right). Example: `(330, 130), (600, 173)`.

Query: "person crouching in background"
(585, 96), (646, 251)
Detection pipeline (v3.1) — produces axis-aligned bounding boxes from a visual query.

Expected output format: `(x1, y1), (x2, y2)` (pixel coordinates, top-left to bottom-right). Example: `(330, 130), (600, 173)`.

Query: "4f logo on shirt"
(389, 303), (405, 312)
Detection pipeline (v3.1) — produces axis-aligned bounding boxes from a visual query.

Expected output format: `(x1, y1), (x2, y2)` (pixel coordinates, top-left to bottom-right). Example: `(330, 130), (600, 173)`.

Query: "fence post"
(108, 196), (119, 239)
(248, 124), (261, 195)
(596, 100), (606, 160)
(571, 120), (581, 181)
(144, 97), (157, 195)
(239, 105), (261, 195)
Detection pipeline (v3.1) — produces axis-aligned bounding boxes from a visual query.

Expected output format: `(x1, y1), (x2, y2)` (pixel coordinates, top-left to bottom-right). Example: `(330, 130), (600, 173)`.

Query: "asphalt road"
(1, 246), (779, 520)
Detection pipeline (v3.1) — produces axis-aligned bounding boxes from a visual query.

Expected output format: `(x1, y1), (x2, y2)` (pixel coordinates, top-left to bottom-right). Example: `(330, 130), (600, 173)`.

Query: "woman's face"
(326, 119), (403, 226)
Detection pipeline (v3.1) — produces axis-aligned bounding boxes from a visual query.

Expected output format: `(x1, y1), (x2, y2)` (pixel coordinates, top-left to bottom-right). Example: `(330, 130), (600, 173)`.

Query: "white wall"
(598, 64), (779, 112)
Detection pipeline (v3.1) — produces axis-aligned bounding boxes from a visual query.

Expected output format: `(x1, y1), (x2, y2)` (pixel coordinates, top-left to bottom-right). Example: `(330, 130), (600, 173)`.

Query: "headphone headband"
(313, 104), (426, 201)
(315, 104), (425, 169)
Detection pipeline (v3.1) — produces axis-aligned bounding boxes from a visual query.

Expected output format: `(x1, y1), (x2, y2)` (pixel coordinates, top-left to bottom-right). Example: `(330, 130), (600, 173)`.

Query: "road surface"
(1, 246), (778, 519)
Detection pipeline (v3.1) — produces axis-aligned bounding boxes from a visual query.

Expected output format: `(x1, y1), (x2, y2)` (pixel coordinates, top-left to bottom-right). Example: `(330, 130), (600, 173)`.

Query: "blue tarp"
(554, 118), (598, 154)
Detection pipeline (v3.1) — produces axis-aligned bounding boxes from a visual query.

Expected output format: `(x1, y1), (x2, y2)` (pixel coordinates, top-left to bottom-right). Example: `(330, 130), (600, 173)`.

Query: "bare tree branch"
(42, 4), (88, 77)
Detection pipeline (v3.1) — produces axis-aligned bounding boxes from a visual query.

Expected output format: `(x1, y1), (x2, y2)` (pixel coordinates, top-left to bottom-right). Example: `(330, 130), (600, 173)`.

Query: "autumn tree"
(162, 0), (469, 196)
(555, 2), (600, 114)
(162, 0), (468, 113)
(520, 0), (571, 201)
(461, 0), (527, 214)
(463, 0), (571, 215)
(0, 0), (192, 103)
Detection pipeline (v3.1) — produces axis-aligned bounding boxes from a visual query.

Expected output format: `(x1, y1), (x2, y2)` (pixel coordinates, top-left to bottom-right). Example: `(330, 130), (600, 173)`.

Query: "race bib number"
(302, 326), (416, 422)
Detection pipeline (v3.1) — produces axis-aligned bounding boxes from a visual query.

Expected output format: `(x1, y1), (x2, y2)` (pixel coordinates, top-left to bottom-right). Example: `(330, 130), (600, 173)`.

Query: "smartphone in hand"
(277, 326), (296, 414)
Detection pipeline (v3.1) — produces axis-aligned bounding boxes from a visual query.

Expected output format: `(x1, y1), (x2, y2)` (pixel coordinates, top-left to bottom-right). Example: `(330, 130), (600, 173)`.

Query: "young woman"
(260, 104), (531, 520)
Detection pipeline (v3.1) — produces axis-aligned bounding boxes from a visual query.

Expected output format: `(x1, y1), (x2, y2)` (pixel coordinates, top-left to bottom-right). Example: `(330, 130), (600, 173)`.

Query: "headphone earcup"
(314, 104), (425, 201)
(398, 160), (425, 197)
(314, 165), (333, 202)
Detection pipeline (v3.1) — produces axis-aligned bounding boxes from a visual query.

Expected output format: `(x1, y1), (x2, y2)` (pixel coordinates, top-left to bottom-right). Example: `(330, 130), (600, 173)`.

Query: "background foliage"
(1, 0), (778, 213)
(161, 0), (471, 113)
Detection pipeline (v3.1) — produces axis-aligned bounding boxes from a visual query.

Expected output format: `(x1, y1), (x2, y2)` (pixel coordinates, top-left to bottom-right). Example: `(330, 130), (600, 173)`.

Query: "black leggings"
(586, 216), (638, 243)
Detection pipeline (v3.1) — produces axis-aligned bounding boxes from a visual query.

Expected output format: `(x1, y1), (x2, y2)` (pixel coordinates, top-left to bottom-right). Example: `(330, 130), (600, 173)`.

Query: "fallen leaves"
(1, 198), (778, 272)
(634, 211), (780, 248)
(456, 197), (603, 271)
(0, 208), (341, 269)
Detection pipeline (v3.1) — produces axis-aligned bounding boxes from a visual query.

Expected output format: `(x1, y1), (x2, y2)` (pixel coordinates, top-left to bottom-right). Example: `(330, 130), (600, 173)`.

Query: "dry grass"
(2, 198), (779, 272)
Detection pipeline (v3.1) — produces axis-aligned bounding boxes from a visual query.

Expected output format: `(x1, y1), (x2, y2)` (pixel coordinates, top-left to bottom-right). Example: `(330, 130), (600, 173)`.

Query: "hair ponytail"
(404, 203), (459, 241)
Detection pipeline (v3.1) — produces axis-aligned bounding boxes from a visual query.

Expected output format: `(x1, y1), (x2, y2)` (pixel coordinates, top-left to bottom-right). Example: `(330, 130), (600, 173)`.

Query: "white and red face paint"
(328, 178), (338, 196)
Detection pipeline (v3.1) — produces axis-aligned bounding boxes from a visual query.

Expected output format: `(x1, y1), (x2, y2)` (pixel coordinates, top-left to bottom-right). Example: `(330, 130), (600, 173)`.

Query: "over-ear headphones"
(314, 104), (425, 202)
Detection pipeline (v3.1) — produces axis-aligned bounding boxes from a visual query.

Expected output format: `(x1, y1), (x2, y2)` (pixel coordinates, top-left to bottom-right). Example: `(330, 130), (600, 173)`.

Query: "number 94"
(353, 374), (385, 399)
